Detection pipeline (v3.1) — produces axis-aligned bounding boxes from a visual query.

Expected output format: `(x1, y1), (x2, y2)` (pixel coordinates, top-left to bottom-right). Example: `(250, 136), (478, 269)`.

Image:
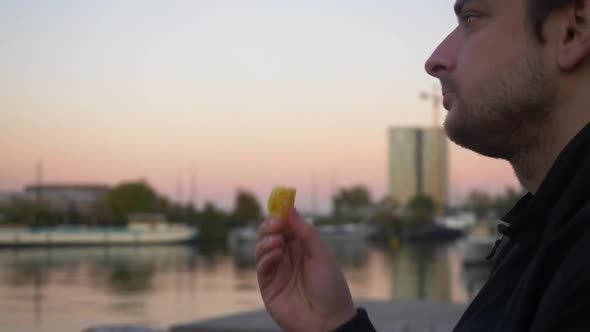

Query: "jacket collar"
(500, 122), (590, 253)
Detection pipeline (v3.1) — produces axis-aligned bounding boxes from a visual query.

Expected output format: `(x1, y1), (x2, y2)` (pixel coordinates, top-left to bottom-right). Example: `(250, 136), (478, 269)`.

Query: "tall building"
(24, 184), (111, 215)
(388, 127), (449, 210)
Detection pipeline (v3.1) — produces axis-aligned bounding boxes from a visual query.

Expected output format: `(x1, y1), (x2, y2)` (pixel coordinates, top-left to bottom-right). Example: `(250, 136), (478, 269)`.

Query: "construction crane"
(419, 85), (444, 217)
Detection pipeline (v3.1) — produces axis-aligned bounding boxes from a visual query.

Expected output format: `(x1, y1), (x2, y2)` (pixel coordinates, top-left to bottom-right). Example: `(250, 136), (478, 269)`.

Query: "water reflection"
(390, 244), (464, 302)
(0, 242), (490, 332)
(230, 236), (371, 270)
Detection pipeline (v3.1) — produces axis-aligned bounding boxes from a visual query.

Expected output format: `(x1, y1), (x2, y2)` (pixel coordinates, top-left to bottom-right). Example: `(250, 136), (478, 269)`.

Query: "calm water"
(0, 241), (490, 332)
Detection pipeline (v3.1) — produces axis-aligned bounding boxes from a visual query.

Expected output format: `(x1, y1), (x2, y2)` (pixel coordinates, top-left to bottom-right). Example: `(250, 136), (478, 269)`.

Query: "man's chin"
(444, 118), (510, 160)
(442, 107), (461, 138)
(444, 113), (486, 154)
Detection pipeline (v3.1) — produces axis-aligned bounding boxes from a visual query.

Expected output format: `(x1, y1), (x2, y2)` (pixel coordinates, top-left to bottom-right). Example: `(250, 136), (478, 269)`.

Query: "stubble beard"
(443, 51), (555, 163)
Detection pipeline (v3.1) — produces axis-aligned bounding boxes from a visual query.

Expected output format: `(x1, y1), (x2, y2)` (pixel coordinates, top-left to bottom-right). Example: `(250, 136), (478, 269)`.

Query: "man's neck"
(511, 141), (559, 195)
(510, 101), (590, 194)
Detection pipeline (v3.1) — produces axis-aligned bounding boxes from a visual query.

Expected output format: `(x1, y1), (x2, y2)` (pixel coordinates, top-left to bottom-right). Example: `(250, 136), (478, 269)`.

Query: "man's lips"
(442, 88), (454, 96)
(442, 91), (455, 110)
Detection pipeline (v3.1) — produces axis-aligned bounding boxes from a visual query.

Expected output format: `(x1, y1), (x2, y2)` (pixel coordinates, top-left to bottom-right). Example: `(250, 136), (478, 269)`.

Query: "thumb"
(287, 208), (332, 261)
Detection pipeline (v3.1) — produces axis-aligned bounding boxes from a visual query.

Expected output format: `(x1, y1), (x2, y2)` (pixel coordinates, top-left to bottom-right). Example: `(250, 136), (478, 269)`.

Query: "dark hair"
(528, 0), (577, 42)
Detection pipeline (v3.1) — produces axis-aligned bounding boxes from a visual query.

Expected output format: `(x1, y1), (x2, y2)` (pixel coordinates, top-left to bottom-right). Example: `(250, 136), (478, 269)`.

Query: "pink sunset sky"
(0, 1), (520, 212)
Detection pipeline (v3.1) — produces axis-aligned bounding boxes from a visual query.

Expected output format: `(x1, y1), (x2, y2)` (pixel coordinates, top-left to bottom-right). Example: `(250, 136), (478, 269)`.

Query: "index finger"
(257, 218), (285, 240)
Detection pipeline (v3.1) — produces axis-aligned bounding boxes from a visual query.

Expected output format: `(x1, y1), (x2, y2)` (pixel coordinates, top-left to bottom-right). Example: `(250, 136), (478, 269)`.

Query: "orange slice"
(268, 187), (296, 221)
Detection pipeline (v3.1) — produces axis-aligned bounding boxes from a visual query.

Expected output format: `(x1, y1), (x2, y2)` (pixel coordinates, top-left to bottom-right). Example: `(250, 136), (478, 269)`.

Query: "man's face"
(425, 0), (555, 160)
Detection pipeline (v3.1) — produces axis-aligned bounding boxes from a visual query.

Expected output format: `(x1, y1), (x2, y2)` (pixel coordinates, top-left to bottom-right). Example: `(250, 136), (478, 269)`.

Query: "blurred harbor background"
(1, 1), (524, 331)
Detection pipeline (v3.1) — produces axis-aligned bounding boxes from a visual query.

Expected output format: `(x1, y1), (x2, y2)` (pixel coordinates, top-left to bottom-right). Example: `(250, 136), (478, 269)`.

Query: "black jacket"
(336, 123), (590, 332)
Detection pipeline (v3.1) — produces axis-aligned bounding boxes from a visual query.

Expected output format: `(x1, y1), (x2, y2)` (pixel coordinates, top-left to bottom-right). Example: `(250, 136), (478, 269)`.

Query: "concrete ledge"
(83, 326), (166, 332)
(171, 300), (467, 332)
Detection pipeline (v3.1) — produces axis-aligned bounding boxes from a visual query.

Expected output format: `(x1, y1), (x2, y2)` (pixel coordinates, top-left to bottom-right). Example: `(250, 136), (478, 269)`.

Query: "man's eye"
(461, 14), (479, 27)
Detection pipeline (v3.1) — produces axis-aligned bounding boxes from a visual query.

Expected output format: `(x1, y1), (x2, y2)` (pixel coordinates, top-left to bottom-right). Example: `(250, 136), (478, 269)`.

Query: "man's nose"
(424, 32), (458, 78)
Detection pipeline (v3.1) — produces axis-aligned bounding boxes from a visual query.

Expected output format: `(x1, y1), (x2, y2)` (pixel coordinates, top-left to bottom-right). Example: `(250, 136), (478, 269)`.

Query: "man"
(256, 0), (590, 330)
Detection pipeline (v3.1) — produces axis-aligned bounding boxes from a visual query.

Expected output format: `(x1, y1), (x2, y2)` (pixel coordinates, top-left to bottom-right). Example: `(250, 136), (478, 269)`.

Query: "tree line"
(0, 181), (522, 241)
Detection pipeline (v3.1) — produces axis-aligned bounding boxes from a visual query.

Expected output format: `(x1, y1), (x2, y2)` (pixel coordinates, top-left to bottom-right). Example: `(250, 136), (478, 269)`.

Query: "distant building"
(24, 184), (111, 215)
(388, 127), (449, 211)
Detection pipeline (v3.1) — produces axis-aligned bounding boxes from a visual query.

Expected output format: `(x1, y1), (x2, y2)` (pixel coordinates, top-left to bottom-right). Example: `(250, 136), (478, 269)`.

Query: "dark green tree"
(465, 190), (494, 220)
(332, 185), (373, 221)
(0, 199), (36, 225)
(370, 195), (402, 242)
(198, 202), (230, 240)
(493, 187), (524, 218)
(88, 196), (114, 225)
(108, 181), (159, 224)
(404, 194), (436, 229)
(231, 190), (261, 225)
(1, 199), (64, 226)
(371, 195), (400, 224)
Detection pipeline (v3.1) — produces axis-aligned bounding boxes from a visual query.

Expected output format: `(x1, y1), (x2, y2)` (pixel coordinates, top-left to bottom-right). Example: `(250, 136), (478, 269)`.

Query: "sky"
(0, 0), (519, 212)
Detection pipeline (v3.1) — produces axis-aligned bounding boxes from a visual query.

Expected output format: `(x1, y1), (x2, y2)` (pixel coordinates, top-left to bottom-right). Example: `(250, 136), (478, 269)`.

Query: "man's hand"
(256, 208), (357, 332)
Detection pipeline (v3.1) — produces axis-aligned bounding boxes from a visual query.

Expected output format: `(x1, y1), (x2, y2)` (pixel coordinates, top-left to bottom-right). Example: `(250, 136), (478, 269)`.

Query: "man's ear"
(558, 0), (590, 71)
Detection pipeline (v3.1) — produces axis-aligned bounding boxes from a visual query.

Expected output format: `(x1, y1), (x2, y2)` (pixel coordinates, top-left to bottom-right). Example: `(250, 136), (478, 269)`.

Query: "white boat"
(440, 212), (477, 231)
(0, 222), (198, 247)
